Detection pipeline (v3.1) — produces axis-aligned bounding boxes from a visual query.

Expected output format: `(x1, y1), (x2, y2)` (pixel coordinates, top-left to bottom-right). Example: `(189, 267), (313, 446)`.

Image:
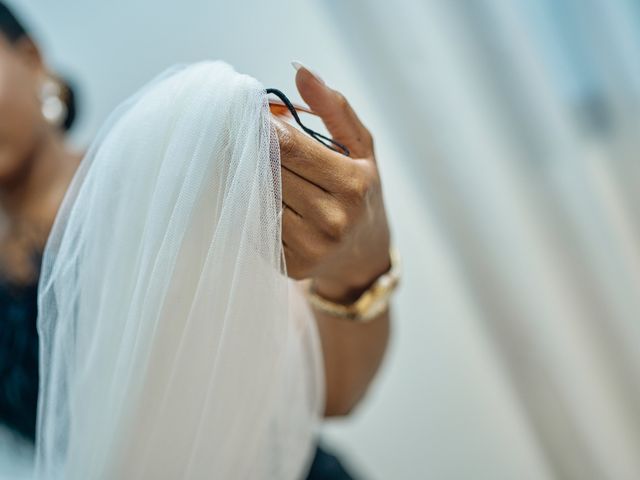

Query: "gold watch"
(305, 248), (401, 322)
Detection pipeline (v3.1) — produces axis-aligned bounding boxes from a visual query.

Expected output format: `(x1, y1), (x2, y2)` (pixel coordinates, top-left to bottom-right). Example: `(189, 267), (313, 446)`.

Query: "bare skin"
(277, 66), (392, 415)
(0, 35), (391, 417)
(0, 35), (81, 284)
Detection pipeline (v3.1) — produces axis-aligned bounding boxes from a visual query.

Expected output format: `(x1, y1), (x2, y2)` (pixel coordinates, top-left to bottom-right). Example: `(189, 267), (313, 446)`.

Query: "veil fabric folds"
(35, 61), (323, 479)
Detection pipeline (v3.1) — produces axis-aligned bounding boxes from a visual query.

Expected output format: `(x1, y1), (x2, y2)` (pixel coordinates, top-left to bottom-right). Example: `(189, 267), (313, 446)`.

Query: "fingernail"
(291, 61), (325, 85)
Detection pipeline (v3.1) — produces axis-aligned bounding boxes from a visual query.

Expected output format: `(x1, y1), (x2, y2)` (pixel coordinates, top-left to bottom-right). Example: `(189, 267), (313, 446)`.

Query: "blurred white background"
(4, 1), (640, 479)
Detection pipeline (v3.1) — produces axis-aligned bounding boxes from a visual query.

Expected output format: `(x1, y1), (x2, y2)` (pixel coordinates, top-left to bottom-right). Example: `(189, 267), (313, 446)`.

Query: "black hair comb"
(266, 88), (350, 157)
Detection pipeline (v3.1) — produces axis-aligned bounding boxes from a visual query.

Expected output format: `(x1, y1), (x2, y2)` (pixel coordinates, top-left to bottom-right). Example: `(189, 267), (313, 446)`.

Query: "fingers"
(281, 165), (356, 238)
(281, 166), (330, 218)
(277, 65), (383, 282)
(273, 116), (358, 193)
(282, 204), (329, 279)
(276, 116), (378, 205)
(293, 63), (373, 158)
(281, 166), (363, 280)
(281, 156), (380, 281)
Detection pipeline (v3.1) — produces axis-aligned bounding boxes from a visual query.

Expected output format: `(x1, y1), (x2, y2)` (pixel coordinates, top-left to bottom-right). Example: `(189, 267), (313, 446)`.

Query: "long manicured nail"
(291, 61), (325, 85)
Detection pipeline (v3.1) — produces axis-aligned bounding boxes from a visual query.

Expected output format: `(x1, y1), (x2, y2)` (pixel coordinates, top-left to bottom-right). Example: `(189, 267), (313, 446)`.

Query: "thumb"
(293, 62), (372, 158)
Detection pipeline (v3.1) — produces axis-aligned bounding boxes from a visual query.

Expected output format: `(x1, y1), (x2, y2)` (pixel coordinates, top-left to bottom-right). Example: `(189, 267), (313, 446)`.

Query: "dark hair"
(0, 1), (77, 131)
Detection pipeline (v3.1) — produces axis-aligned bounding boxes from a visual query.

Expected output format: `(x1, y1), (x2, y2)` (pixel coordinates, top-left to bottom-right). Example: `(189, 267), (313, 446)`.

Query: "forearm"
(313, 305), (390, 417)
(310, 260), (393, 417)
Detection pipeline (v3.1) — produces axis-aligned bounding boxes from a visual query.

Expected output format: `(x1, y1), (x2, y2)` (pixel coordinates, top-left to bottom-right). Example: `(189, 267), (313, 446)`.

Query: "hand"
(275, 64), (391, 304)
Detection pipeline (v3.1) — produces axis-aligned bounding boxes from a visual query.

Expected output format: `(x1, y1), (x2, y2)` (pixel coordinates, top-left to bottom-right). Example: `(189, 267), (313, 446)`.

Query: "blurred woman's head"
(0, 2), (75, 183)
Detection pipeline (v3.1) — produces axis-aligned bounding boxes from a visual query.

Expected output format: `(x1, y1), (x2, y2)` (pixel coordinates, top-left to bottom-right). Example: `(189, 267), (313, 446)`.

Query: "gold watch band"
(305, 248), (401, 322)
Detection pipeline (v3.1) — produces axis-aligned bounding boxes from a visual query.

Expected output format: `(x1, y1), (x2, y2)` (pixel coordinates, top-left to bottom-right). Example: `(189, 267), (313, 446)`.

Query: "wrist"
(306, 247), (400, 322)
(313, 253), (392, 304)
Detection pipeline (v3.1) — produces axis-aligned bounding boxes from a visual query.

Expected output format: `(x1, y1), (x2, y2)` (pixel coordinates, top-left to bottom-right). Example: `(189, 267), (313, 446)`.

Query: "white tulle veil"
(35, 61), (323, 479)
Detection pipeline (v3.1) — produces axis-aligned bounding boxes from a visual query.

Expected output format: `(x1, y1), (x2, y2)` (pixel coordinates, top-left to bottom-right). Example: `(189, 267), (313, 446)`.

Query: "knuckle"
(347, 170), (372, 201)
(323, 208), (350, 241)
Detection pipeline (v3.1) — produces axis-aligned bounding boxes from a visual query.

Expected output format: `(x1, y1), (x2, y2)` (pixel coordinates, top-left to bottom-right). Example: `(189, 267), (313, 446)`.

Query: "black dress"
(0, 279), (39, 441)
(0, 274), (355, 479)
